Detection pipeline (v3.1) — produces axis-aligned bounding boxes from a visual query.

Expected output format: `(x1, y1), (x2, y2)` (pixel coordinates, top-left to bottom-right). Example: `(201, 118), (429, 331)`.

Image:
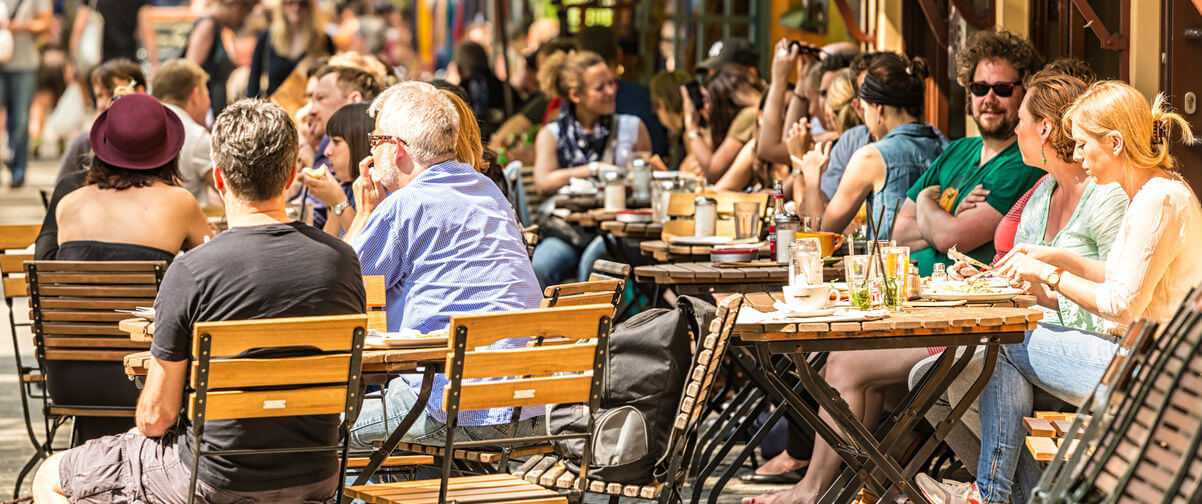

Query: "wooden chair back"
(542, 279), (623, 309)
(184, 314), (367, 503)
(589, 259), (631, 282)
(437, 304), (612, 501)
(0, 224), (39, 300)
(26, 261), (166, 363)
(363, 275), (386, 332)
(1034, 286), (1202, 503)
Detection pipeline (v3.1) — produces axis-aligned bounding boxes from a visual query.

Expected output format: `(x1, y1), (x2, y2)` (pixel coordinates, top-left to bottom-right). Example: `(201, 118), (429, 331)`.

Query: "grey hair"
(210, 99), (298, 201)
(368, 81), (459, 166)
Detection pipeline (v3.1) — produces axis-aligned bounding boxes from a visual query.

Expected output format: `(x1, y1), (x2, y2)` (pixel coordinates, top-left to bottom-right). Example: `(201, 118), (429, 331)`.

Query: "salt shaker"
(693, 196), (717, 237)
(630, 158), (652, 201)
(603, 170), (626, 211)
(774, 213), (800, 263)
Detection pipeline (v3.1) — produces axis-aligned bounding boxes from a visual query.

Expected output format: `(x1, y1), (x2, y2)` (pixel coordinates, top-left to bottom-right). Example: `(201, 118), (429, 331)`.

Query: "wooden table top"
(639, 240), (774, 262)
(564, 208), (617, 228)
(736, 293), (1042, 343)
(553, 194), (602, 212)
(123, 345), (447, 377)
(600, 220), (663, 239)
(634, 261), (843, 285)
(120, 318), (154, 343)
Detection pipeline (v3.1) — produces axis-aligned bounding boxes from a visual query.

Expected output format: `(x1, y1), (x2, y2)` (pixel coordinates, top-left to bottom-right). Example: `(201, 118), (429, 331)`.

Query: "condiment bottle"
(603, 170), (626, 211)
(774, 212), (800, 263)
(694, 196), (717, 237)
(630, 158), (652, 202)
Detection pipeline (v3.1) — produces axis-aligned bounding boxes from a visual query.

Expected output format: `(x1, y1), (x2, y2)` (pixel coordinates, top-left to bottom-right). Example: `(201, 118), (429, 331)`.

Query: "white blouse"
(1096, 177), (1202, 324)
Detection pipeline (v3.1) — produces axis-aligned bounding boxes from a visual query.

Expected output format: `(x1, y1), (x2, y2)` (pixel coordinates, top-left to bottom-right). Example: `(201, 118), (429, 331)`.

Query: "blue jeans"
(530, 236), (608, 289)
(0, 70), (37, 186)
(976, 323), (1119, 503)
(348, 375), (545, 452)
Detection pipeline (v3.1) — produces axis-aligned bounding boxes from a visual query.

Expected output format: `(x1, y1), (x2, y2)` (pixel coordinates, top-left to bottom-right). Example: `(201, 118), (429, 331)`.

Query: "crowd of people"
(5, 5), (1199, 504)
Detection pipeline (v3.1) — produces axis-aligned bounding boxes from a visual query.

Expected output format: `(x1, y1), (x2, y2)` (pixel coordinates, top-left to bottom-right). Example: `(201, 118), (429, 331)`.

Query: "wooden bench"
(1024, 411), (1087, 462)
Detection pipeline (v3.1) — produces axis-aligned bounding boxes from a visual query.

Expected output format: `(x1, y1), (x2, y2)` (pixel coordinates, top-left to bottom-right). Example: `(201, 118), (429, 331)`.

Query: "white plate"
(365, 332), (448, 349)
(771, 303), (836, 318)
(922, 287), (1024, 302)
(669, 235), (733, 245)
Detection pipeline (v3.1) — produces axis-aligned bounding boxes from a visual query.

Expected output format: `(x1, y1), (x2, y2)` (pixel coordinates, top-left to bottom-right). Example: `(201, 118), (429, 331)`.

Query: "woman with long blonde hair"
(247, 0), (333, 98)
(916, 81), (1202, 504)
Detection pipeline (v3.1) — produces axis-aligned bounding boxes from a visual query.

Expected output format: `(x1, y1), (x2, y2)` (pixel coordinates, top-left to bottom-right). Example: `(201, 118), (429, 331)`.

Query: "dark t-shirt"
(151, 221), (365, 492)
(97, 0), (148, 63)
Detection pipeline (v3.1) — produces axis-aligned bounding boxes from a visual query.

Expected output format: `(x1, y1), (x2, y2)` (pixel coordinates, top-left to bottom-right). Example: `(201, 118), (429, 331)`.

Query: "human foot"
(739, 484), (818, 504)
(740, 452), (810, 483)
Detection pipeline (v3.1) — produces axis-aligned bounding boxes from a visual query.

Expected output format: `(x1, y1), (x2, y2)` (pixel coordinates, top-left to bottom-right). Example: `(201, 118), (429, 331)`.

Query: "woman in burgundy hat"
(48, 92), (212, 444)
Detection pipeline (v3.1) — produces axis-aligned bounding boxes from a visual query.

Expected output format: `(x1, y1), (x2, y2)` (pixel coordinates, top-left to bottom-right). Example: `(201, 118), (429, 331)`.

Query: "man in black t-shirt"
(34, 99), (366, 503)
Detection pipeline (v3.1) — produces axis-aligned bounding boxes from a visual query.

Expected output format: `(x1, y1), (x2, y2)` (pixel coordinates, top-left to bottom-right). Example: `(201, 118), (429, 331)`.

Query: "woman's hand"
(948, 261), (979, 281)
(953, 185), (989, 215)
(770, 39), (799, 85)
(352, 158), (386, 217)
(784, 120), (812, 160)
(1006, 243), (1057, 263)
(298, 168), (346, 207)
(996, 250), (1053, 286)
(792, 140), (831, 181)
(680, 85), (701, 132)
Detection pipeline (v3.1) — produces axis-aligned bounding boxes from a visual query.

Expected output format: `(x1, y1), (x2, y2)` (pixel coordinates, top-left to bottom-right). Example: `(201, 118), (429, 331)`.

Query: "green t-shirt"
(905, 138), (1044, 275)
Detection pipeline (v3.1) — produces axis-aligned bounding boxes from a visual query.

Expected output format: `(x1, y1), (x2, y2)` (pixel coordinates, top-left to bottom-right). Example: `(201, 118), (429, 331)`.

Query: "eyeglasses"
(967, 81), (1021, 98)
(369, 134), (408, 149)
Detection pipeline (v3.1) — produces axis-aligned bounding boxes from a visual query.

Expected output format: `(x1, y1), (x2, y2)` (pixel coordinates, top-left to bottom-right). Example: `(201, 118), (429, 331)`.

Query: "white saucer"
(772, 301), (836, 318)
(669, 235), (733, 245)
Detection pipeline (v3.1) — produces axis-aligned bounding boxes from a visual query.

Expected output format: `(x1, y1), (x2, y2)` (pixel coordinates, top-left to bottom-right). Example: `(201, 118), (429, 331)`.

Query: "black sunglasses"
(967, 81), (1021, 98)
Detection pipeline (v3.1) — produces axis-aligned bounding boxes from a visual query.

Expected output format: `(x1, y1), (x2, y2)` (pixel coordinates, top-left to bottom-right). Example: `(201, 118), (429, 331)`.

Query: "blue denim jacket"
(867, 122), (947, 240)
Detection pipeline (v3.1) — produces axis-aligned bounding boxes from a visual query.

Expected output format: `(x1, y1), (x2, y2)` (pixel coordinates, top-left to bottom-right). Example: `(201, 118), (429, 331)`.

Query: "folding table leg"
(780, 346), (927, 504)
(350, 367), (436, 487)
(752, 344), (889, 498)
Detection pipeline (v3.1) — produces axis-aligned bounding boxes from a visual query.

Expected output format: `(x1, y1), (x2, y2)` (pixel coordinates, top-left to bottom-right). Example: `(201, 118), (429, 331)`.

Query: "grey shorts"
(59, 430), (338, 503)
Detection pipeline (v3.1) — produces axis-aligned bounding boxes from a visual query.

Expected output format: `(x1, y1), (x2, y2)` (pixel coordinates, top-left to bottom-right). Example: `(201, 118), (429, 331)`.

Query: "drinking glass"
(733, 201), (761, 239)
(801, 216), (822, 232)
(845, 255), (876, 310)
(651, 180), (677, 224)
(790, 238), (823, 286)
(881, 246), (910, 310)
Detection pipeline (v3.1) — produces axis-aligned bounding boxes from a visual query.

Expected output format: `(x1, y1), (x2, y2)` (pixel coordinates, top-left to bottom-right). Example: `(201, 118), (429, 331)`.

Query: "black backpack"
(546, 296), (715, 484)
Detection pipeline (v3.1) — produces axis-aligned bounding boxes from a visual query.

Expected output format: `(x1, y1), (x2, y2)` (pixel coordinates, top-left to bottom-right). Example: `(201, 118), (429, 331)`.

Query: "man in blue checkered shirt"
(343, 82), (545, 449)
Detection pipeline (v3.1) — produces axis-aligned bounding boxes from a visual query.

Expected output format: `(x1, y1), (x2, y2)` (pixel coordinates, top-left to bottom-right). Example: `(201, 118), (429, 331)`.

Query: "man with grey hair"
(33, 99), (366, 503)
(344, 81), (544, 449)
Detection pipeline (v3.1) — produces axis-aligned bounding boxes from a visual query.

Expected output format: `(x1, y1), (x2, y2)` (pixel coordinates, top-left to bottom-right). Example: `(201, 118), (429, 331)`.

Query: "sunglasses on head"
(967, 81), (1021, 98)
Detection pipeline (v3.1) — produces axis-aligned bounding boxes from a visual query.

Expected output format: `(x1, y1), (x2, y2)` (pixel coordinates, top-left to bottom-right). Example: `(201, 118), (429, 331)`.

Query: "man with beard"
(891, 30), (1046, 275)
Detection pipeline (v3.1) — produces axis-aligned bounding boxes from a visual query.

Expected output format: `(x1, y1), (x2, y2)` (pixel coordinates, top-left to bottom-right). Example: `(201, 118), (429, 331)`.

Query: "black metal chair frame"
(186, 319), (367, 504)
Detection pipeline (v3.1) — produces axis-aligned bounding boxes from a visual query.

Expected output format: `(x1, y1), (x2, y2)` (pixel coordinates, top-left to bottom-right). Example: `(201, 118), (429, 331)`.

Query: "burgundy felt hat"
(89, 94), (185, 170)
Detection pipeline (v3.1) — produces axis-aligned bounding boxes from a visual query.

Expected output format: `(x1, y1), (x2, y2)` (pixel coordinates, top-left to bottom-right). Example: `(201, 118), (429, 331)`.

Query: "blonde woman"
(916, 82), (1202, 504)
(822, 68), (861, 134)
(247, 0), (333, 98)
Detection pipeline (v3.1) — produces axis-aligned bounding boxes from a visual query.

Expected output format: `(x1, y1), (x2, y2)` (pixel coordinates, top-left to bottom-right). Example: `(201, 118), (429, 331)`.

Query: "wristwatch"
(332, 200), (350, 216)
(588, 161), (600, 178)
(686, 130), (704, 141)
(1045, 267), (1066, 290)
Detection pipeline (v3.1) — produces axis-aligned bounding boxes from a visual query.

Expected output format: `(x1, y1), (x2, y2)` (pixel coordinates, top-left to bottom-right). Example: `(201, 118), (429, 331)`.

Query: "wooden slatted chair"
(346, 304), (613, 504)
(542, 279), (623, 309)
(1, 224), (43, 497)
(25, 260), (166, 439)
(1031, 286), (1202, 503)
(183, 314), (368, 504)
(510, 294), (745, 503)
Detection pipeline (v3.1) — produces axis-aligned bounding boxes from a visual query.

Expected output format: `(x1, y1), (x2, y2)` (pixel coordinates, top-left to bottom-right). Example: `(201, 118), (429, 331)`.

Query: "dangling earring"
(1040, 145), (1046, 165)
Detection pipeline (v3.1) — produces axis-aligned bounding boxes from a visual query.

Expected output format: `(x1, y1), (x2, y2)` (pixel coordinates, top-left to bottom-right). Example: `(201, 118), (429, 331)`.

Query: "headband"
(857, 72), (923, 109)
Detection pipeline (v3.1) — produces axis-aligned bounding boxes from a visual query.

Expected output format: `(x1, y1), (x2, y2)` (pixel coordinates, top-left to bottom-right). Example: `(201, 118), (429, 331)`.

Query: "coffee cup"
(796, 232), (844, 257)
(782, 284), (838, 311)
